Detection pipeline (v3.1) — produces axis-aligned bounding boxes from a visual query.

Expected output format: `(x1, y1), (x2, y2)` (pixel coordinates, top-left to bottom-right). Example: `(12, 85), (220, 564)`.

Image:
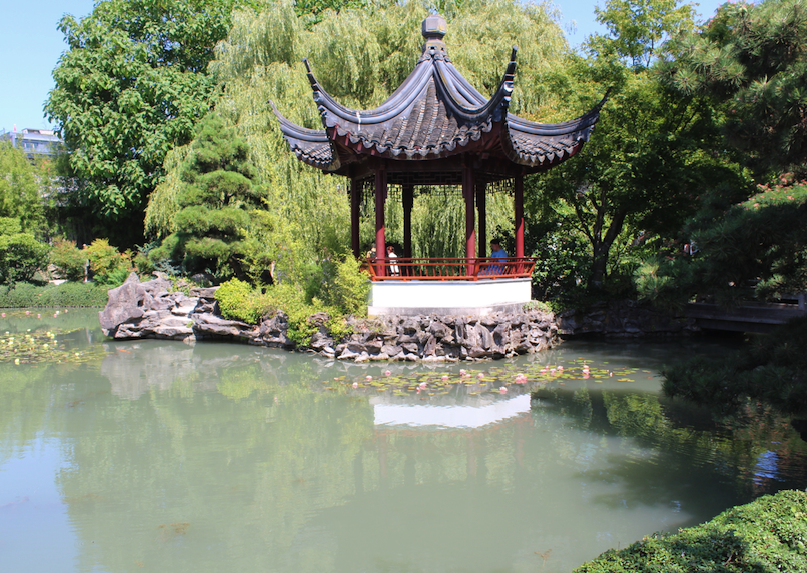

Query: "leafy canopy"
(0, 143), (45, 233)
(45, 0), (262, 247)
(660, 0), (807, 174)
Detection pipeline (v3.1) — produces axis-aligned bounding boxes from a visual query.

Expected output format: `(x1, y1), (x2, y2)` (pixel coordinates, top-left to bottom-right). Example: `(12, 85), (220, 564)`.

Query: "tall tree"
(593, 0), (696, 69)
(0, 143), (45, 233)
(660, 0), (807, 175)
(532, 0), (744, 291)
(45, 0), (260, 247)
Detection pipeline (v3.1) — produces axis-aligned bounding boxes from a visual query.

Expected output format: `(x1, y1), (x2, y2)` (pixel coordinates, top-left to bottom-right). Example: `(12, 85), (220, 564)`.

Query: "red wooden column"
(515, 172), (525, 258)
(476, 180), (487, 258)
(375, 164), (387, 277)
(350, 178), (361, 259)
(462, 163), (475, 276)
(402, 183), (414, 259)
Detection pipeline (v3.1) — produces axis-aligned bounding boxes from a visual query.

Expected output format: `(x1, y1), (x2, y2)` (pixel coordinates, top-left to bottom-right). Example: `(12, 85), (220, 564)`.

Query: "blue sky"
(0, 0), (726, 134)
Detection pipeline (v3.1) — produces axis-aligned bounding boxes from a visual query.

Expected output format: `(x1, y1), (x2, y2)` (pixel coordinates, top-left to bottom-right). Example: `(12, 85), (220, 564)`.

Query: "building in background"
(1, 127), (62, 157)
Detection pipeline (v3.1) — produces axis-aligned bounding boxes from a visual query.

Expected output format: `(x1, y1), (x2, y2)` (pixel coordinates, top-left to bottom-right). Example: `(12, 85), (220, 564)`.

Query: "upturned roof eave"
(506, 92), (608, 138)
(270, 100), (340, 171)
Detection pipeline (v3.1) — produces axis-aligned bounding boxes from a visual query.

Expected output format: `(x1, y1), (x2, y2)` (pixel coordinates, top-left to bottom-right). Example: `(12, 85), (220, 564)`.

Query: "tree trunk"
(589, 207), (628, 289)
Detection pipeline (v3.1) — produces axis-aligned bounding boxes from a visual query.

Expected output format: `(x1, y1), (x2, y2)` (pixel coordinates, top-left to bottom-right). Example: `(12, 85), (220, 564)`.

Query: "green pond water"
(2, 309), (807, 573)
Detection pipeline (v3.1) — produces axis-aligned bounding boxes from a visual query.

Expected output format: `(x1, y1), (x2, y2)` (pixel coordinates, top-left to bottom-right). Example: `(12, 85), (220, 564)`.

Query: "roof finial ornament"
(422, 14), (447, 56)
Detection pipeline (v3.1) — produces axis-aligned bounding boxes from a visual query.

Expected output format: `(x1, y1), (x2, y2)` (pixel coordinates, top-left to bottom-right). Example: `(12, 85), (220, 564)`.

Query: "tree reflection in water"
(2, 319), (807, 573)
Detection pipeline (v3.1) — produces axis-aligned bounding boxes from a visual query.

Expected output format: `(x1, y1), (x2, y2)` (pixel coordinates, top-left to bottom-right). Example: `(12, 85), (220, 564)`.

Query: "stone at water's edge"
(556, 299), (699, 337)
(98, 274), (560, 361)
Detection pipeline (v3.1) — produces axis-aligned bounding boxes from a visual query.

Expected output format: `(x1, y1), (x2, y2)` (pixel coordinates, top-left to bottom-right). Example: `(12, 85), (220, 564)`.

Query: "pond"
(2, 309), (807, 573)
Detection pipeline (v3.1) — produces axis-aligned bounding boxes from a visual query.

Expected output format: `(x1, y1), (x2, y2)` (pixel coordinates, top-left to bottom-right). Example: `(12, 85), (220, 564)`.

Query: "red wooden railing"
(363, 257), (537, 281)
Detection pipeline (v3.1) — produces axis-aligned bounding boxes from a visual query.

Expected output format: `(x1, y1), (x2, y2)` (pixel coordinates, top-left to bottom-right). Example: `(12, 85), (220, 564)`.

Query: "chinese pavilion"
(274, 15), (605, 314)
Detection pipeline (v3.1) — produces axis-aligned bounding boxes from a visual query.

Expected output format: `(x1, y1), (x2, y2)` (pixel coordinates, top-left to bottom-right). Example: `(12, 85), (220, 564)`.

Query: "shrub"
(84, 239), (133, 287)
(0, 231), (51, 285)
(574, 490), (807, 573)
(215, 278), (271, 324)
(265, 283), (351, 346)
(323, 254), (370, 317)
(50, 237), (87, 281)
(215, 279), (352, 346)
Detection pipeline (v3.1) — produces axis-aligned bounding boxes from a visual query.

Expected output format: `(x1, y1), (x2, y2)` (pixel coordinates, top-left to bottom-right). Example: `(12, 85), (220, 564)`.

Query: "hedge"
(0, 282), (109, 308)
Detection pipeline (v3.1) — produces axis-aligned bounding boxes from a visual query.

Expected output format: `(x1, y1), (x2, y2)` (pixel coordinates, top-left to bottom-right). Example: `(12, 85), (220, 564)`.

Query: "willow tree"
(146, 0), (572, 284)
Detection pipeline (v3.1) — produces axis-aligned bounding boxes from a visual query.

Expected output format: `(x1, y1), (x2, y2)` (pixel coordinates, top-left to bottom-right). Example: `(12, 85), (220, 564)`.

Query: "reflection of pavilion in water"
(367, 393), (533, 486)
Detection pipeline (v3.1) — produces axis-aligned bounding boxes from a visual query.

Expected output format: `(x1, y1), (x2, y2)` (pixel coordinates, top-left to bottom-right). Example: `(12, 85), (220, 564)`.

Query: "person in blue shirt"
(488, 239), (508, 275)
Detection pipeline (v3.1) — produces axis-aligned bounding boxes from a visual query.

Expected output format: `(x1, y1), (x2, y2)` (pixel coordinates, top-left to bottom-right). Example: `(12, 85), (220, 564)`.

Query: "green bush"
(84, 239), (133, 287)
(575, 490), (807, 573)
(215, 278), (271, 324)
(0, 281), (109, 307)
(50, 237), (87, 281)
(323, 255), (370, 317)
(215, 279), (352, 346)
(0, 229), (51, 285)
(266, 283), (351, 346)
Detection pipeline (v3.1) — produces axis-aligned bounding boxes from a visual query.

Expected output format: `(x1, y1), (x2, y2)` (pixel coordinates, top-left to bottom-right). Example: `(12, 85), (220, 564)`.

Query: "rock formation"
(99, 273), (559, 361)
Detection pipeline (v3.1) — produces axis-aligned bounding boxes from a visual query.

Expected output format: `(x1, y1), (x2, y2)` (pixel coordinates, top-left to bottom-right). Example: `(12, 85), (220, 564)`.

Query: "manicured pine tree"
(152, 115), (266, 280)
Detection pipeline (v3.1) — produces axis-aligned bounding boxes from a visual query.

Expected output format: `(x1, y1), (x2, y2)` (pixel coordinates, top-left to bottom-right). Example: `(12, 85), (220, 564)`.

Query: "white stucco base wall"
(367, 278), (532, 316)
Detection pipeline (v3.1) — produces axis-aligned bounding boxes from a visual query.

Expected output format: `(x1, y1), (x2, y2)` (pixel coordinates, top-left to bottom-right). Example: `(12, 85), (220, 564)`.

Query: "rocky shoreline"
(99, 273), (561, 361)
(99, 274), (698, 362)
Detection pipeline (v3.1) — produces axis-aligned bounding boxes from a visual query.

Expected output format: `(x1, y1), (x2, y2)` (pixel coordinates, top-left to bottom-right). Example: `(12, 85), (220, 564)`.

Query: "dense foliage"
(661, 0), (807, 175)
(574, 489), (807, 572)
(45, 0), (262, 246)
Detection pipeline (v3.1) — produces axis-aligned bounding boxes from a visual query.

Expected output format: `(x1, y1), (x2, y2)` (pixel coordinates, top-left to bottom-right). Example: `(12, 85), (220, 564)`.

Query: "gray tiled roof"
(274, 19), (605, 177)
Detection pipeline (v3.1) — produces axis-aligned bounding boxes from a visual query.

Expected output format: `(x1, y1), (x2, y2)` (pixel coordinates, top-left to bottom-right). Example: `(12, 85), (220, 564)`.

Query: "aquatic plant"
(0, 328), (106, 365)
(321, 359), (642, 397)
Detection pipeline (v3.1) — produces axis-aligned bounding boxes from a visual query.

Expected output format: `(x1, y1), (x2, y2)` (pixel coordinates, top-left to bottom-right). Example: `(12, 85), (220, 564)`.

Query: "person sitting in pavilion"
(484, 240), (508, 276)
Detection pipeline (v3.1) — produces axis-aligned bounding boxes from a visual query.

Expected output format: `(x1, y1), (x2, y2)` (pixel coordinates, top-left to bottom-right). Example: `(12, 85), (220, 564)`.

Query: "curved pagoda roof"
(274, 15), (606, 181)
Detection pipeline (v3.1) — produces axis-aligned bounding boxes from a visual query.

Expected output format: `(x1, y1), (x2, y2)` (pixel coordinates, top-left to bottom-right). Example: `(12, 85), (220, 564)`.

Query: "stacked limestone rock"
(99, 273), (559, 360)
(556, 299), (698, 336)
(322, 313), (557, 362)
